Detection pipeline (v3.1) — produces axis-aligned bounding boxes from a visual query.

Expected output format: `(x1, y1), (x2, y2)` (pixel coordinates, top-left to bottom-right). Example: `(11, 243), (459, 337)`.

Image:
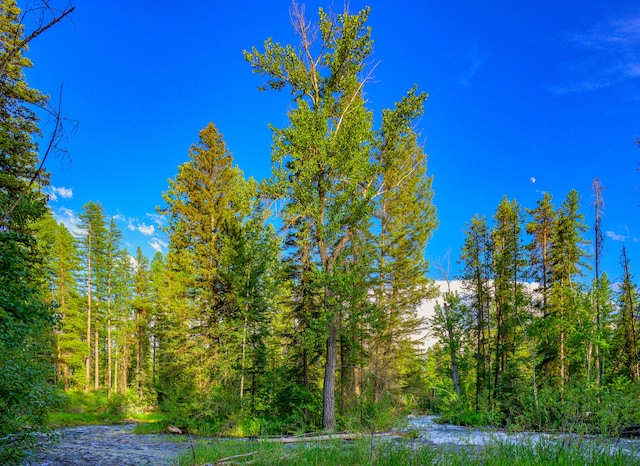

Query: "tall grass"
(174, 436), (640, 465)
(47, 389), (163, 427)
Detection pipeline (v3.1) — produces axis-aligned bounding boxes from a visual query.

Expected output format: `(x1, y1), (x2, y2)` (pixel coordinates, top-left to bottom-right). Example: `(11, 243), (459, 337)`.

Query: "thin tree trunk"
(114, 345), (119, 394)
(240, 314), (248, 400)
(449, 339), (461, 396)
(107, 314), (112, 399)
(86, 242), (92, 393)
(123, 340), (128, 393)
(322, 321), (337, 431)
(94, 326), (99, 390)
(107, 268), (113, 398)
(137, 318), (142, 398)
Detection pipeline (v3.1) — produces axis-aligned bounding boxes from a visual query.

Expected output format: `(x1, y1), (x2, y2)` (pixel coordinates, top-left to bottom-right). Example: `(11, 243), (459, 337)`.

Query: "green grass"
(47, 389), (166, 428)
(173, 436), (640, 466)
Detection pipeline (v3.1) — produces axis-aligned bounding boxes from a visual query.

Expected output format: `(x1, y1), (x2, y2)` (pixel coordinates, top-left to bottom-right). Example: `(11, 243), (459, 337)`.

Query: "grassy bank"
(174, 436), (640, 466)
(47, 390), (165, 428)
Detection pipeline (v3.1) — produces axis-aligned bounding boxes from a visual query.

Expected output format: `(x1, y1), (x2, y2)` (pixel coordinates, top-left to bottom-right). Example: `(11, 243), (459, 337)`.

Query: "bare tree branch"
(0, 3), (75, 79)
(0, 84), (66, 225)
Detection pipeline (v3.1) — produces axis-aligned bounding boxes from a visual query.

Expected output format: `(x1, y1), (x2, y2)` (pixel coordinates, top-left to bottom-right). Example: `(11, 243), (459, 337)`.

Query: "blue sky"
(24, 0), (640, 282)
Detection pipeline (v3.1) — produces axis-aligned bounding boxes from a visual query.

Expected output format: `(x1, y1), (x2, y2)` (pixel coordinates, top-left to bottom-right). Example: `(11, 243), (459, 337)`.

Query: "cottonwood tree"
(246, 4), (435, 430)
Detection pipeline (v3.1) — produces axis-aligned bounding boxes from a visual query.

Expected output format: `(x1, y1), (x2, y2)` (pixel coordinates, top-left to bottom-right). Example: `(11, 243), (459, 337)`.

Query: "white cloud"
(138, 223), (155, 236)
(146, 213), (165, 226)
(125, 217), (156, 236)
(530, 177), (536, 184)
(47, 186), (73, 202)
(149, 237), (168, 253)
(552, 14), (640, 93)
(52, 206), (82, 235)
(607, 230), (629, 242)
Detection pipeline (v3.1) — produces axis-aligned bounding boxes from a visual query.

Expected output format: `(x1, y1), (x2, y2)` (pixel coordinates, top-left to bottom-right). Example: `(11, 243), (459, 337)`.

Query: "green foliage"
(0, 1), (69, 462)
(247, 3), (436, 431)
(47, 389), (153, 427)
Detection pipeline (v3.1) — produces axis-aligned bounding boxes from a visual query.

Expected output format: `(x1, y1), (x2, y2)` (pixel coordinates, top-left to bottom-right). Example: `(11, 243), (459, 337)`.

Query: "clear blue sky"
(24, 0), (640, 282)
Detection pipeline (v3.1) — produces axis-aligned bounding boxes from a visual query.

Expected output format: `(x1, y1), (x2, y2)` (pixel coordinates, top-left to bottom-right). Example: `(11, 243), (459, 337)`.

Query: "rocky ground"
(22, 424), (192, 465)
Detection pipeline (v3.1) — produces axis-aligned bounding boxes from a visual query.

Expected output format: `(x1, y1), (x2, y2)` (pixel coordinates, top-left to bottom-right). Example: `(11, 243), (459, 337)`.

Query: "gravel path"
(22, 424), (193, 465)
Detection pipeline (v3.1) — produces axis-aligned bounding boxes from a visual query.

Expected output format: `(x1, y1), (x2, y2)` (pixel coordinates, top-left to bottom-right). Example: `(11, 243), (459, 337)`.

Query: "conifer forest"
(2, 0), (640, 461)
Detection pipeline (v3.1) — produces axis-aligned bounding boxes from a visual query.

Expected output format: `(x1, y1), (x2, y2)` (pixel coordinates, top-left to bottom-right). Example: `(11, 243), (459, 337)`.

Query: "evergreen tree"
(544, 189), (590, 386)
(0, 1), (73, 458)
(36, 213), (83, 390)
(131, 246), (151, 399)
(371, 88), (438, 404)
(158, 122), (254, 415)
(104, 218), (123, 398)
(613, 247), (640, 381)
(490, 197), (532, 406)
(77, 201), (108, 391)
(526, 192), (556, 310)
(460, 215), (493, 410)
(148, 252), (166, 389)
(113, 248), (133, 394)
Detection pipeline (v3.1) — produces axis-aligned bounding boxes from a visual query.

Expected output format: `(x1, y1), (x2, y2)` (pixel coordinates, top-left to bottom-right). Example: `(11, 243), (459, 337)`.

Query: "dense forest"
(2, 0), (640, 461)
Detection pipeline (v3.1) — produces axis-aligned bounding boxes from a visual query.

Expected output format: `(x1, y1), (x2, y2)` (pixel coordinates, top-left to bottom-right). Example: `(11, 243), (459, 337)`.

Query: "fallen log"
(620, 425), (640, 438)
(166, 425), (183, 434)
(259, 430), (403, 444)
(213, 450), (257, 465)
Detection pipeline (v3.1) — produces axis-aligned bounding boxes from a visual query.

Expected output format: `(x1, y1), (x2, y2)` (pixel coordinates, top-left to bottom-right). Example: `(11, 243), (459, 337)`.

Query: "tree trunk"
(107, 314), (112, 399)
(448, 328), (461, 396)
(322, 321), (337, 431)
(94, 326), (99, 390)
(240, 314), (248, 400)
(123, 340), (128, 393)
(86, 244), (92, 393)
(137, 319), (142, 398)
(114, 345), (118, 394)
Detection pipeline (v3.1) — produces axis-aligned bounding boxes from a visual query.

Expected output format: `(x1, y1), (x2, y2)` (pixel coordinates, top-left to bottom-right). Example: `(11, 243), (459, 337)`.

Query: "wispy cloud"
(606, 225), (638, 242)
(51, 206), (82, 235)
(149, 237), (168, 253)
(47, 186), (73, 202)
(124, 217), (156, 236)
(146, 213), (165, 226)
(458, 44), (483, 87)
(551, 14), (640, 94)
(138, 223), (155, 236)
(607, 230), (628, 241)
